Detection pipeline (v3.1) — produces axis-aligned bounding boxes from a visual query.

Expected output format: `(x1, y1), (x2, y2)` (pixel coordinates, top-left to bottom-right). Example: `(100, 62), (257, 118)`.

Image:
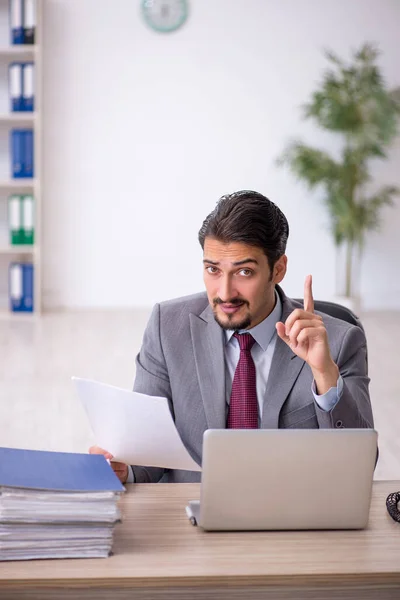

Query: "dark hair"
(198, 190), (289, 271)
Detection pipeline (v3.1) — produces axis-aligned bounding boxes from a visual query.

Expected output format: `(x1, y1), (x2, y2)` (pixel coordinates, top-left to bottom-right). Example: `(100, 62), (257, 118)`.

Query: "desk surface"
(1, 481), (400, 599)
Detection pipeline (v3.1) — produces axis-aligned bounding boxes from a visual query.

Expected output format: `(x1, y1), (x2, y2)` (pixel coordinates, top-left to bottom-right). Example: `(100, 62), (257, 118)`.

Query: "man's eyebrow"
(232, 258), (259, 266)
(203, 258), (259, 266)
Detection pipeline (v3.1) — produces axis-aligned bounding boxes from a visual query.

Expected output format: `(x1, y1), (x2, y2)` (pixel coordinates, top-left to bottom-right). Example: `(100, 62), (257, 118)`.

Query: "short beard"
(212, 297), (252, 331)
(213, 312), (252, 331)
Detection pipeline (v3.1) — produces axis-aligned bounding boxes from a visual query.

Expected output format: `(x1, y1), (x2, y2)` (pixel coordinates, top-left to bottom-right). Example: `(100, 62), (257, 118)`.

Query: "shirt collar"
(224, 291), (282, 352)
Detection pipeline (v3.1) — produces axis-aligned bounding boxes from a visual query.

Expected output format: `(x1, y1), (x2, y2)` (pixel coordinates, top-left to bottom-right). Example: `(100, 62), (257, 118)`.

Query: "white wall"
(42, 0), (400, 310)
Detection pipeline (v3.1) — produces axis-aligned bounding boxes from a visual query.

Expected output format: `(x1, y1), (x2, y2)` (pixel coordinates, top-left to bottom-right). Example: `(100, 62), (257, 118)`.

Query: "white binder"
(23, 0), (36, 30)
(10, 0), (23, 31)
(9, 63), (22, 106)
(8, 195), (21, 236)
(9, 264), (23, 301)
(22, 63), (34, 103)
(22, 195), (34, 236)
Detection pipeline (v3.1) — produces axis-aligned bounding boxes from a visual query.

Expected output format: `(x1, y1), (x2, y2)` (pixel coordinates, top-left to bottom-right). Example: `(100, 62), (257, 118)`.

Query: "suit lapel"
(190, 306), (226, 429)
(261, 288), (306, 428)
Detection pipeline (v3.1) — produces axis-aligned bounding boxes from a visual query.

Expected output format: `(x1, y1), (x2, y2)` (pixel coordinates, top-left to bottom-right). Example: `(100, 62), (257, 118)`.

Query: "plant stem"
(345, 241), (353, 297)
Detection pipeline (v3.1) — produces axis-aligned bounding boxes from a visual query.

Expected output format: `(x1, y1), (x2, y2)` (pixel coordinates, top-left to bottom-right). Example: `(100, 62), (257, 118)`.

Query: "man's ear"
(273, 255), (287, 284)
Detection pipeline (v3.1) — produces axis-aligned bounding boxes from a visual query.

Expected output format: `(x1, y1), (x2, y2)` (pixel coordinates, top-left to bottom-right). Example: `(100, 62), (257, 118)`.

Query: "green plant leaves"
(278, 42), (400, 251)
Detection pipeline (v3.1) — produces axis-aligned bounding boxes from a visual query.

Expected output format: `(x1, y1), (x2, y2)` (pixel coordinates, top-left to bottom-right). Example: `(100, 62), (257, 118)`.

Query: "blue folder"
(10, 0), (24, 45)
(23, 129), (34, 176)
(0, 447), (125, 493)
(9, 262), (33, 312)
(11, 129), (24, 177)
(22, 262), (33, 311)
(10, 129), (34, 178)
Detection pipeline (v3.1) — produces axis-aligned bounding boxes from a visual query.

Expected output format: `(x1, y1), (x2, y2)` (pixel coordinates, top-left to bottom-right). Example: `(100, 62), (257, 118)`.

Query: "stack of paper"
(0, 447), (124, 561)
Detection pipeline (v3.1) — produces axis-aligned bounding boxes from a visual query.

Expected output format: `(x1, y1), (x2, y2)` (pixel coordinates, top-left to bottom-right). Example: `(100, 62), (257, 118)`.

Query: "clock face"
(141, 0), (188, 33)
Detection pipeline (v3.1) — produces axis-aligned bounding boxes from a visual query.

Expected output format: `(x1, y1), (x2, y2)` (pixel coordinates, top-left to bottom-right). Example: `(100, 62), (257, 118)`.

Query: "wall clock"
(141, 0), (189, 33)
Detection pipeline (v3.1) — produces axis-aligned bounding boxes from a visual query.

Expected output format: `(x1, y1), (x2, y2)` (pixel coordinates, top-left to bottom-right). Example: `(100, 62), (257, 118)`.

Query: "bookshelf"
(0, 44), (36, 56)
(0, 0), (42, 318)
(0, 111), (36, 123)
(0, 244), (36, 254)
(0, 178), (36, 189)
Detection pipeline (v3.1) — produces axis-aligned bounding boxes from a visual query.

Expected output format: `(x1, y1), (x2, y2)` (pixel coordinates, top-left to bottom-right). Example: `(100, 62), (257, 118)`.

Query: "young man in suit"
(90, 190), (374, 483)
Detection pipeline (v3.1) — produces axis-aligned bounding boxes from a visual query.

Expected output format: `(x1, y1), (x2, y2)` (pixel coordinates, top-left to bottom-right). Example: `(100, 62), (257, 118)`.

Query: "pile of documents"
(0, 447), (124, 561)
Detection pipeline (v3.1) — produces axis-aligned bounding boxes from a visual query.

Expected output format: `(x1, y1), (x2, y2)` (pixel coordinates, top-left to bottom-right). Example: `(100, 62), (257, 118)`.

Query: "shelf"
(0, 179), (36, 190)
(0, 245), (37, 255)
(0, 1), (42, 314)
(0, 45), (37, 57)
(0, 308), (37, 320)
(0, 113), (36, 124)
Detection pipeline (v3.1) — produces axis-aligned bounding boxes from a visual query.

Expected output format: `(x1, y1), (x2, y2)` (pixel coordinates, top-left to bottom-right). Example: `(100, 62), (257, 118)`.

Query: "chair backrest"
(293, 298), (367, 371)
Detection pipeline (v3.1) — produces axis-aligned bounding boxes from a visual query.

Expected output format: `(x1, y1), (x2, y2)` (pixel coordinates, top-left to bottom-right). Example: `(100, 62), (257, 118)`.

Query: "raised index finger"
(304, 274), (314, 314)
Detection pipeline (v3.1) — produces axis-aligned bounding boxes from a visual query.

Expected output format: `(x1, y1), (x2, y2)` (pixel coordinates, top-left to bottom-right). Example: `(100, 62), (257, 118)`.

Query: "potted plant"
(278, 43), (400, 313)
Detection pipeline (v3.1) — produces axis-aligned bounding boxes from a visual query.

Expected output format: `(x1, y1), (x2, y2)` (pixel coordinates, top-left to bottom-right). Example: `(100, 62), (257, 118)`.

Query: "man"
(90, 190), (374, 483)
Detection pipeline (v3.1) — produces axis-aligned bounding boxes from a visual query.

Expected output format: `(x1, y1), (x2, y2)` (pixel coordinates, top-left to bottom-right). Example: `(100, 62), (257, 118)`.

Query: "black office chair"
(294, 299), (362, 328)
(294, 298), (375, 464)
(293, 298), (367, 371)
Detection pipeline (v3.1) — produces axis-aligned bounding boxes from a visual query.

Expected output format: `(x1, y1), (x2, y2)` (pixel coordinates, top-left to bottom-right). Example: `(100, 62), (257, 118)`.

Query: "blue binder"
(0, 447), (125, 493)
(10, 0), (24, 44)
(23, 129), (34, 176)
(11, 129), (24, 177)
(9, 63), (23, 112)
(9, 262), (33, 312)
(10, 129), (34, 178)
(22, 62), (34, 111)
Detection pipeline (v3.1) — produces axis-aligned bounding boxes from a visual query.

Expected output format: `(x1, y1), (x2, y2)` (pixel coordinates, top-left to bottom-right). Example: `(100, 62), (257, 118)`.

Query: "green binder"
(22, 195), (34, 245)
(8, 195), (22, 245)
(8, 195), (34, 245)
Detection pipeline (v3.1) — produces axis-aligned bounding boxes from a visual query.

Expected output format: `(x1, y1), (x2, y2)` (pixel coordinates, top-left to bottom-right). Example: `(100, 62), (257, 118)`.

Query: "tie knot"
(234, 332), (255, 351)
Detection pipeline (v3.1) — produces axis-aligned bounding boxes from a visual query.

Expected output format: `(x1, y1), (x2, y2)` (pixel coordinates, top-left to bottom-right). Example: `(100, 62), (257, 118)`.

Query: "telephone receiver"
(386, 492), (400, 523)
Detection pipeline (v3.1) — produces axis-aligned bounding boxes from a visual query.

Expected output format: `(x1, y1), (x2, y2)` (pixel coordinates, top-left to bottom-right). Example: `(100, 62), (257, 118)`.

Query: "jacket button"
(335, 420), (344, 428)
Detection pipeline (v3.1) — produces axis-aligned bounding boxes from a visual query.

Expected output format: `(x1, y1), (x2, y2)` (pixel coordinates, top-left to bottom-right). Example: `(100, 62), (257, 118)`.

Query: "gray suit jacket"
(132, 287), (373, 483)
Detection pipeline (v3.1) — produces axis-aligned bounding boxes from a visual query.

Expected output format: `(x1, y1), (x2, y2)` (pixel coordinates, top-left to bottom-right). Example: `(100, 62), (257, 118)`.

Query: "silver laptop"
(186, 428), (377, 531)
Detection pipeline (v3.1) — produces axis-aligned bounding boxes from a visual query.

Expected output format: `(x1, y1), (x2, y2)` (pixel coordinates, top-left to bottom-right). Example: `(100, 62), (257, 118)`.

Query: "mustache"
(213, 297), (249, 307)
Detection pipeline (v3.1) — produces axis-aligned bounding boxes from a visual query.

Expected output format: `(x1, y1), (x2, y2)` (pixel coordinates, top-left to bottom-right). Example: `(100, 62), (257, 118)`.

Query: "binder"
(0, 447), (124, 492)
(10, 129), (34, 178)
(9, 262), (33, 312)
(23, 129), (34, 177)
(9, 0), (24, 45)
(22, 62), (34, 112)
(23, 0), (36, 45)
(9, 63), (23, 112)
(9, 195), (35, 244)
(9, 262), (23, 310)
(22, 194), (34, 244)
(23, 263), (34, 311)
(10, 129), (24, 178)
(8, 195), (22, 245)
(0, 447), (123, 561)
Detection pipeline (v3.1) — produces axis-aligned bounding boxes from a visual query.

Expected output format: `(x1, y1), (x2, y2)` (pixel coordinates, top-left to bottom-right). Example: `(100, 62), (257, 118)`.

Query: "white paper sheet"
(73, 377), (201, 472)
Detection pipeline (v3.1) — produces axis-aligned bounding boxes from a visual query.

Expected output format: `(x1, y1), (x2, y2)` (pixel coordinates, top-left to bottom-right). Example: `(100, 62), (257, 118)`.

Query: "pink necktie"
(227, 332), (258, 429)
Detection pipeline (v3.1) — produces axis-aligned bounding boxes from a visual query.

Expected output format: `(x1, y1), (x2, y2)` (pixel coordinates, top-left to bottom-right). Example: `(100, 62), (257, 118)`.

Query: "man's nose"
(218, 275), (236, 302)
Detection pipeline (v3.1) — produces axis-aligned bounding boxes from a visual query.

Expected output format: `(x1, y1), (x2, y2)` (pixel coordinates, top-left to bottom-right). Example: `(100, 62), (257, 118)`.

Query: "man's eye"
(239, 269), (253, 276)
(206, 266), (218, 274)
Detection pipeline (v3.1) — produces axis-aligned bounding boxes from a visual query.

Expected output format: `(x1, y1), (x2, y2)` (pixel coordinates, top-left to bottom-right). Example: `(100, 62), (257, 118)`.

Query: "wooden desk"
(1, 481), (400, 600)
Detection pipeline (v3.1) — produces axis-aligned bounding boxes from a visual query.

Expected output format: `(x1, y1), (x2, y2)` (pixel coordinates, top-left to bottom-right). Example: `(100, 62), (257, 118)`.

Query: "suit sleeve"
(131, 303), (173, 483)
(314, 325), (374, 429)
